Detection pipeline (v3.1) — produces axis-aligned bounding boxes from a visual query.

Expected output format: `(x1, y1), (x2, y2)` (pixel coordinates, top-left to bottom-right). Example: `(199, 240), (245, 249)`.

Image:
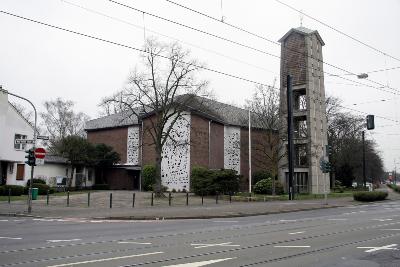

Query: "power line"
(2, 9), (398, 126)
(274, 0), (400, 63)
(367, 66), (400, 74)
(61, 0), (278, 75)
(0, 10), (273, 88)
(162, 0), (400, 95)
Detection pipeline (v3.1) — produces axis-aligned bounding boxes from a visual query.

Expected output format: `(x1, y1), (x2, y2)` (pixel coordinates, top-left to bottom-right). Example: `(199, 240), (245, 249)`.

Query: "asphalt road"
(1, 200), (400, 267)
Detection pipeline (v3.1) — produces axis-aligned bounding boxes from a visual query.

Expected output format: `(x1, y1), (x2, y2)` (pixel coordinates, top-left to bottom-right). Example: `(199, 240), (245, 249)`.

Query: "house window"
(88, 169), (93, 181)
(14, 134), (27, 150)
(16, 164), (25, 180)
(295, 144), (308, 167)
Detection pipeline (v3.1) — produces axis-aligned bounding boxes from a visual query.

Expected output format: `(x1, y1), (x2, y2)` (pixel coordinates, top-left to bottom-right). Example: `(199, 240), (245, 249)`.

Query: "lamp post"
(0, 86), (37, 213)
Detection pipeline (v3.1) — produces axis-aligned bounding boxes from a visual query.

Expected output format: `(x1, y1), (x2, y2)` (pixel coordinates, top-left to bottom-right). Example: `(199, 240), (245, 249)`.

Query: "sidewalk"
(0, 189), (398, 220)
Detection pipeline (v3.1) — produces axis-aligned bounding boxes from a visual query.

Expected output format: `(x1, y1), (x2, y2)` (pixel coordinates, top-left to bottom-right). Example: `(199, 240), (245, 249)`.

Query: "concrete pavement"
(0, 188), (398, 220)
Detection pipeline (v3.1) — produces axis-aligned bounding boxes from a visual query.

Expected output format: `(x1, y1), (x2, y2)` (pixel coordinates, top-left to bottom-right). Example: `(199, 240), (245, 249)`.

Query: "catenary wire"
(163, 0), (400, 95)
(2, 9), (399, 126)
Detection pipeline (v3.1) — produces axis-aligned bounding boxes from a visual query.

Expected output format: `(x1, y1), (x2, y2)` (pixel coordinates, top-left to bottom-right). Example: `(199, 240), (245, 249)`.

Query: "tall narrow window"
(14, 134), (27, 150)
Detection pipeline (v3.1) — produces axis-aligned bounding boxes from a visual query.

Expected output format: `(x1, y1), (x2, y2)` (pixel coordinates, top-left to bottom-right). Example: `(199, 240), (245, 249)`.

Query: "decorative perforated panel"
(127, 126), (140, 165)
(224, 126), (241, 173)
(161, 112), (191, 191)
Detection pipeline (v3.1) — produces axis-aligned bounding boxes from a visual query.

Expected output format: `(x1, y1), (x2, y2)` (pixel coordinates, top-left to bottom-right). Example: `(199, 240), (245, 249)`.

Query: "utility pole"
(0, 86), (37, 213)
(287, 75), (294, 200)
(248, 109), (252, 193)
(362, 131), (366, 188)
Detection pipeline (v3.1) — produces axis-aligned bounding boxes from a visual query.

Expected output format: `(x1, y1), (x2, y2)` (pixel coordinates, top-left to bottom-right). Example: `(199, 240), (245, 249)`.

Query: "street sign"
(15, 139), (34, 144)
(35, 158), (44, 165)
(34, 147), (46, 159)
(37, 135), (50, 140)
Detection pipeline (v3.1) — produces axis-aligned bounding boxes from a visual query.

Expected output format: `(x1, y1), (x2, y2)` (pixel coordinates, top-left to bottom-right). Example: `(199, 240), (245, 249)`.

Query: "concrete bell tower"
(278, 27), (330, 194)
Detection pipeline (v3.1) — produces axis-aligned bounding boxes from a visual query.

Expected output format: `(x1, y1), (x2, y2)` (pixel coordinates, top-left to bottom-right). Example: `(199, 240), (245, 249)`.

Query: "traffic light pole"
(362, 131), (366, 189)
(0, 87), (37, 213)
(287, 75), (294, 200)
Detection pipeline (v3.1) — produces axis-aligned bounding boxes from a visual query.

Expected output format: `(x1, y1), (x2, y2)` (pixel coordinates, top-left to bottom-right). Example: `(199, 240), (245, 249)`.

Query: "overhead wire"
(1, 9), (399, 126)
(163, 0), (400, 95)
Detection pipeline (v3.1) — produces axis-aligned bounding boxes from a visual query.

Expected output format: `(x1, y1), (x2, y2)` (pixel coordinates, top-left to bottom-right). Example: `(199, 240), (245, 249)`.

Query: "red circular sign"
(34, 147), (46, 159)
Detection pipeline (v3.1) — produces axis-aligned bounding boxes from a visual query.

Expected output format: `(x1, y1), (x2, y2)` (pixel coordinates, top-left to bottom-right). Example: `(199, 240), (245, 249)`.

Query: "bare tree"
(10, 101), (34, 125)
(40, 98), (90, 147)
(103, 39), (208, 195)
(246, 81), (284, 195)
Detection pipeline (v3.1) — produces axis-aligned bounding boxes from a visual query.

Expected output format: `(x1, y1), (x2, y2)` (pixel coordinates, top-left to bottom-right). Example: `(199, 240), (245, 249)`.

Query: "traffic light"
(366, 115), (375, 130)
(325, 145), (332, 157)
(25, 148), (36, 166)
(319, 159), (331, 173)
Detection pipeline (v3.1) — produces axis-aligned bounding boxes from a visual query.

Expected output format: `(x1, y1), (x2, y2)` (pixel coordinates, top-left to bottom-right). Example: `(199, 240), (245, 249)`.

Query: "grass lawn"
(0, 190), (93, 202)
(231, 191), (353, 201)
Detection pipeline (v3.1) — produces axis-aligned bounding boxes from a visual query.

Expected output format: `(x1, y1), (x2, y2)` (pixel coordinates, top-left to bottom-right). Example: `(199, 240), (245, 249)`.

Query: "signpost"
(34, 148), (46, 166)
(37, 135), (50, 140)
(15, 139), (34, 144)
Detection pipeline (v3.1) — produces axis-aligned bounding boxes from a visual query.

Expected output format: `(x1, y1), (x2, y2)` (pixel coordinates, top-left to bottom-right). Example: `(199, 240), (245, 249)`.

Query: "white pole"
(249, 109), (252, 193)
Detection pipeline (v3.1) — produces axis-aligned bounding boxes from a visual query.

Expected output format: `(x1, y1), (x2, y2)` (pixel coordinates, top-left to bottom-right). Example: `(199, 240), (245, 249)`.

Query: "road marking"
(289, 231), (305, 235)
(357, 244), (398, 253)
(279, 219), (297, 222)
(0, 219), (9, 222)
(327, 218), (348, 221)
(274, 245), (311, 248)
(212, 220), (239, 223)
(380, 229), (400, 231)
(118, 241), (152, 245)
(13, 219), (25, 222)
(373, 219), (393, 222)
(47, 239), (81, 243)
(0, 236), (22, 240)
(190, 242), (240, 249)
(46, 251), (164, 267)
(164, 257), (236, 267)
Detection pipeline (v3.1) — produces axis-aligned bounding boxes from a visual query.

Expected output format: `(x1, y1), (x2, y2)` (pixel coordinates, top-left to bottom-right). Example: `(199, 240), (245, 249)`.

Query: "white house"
(0, 90), (35, 186)
(0, 89), (95, 188)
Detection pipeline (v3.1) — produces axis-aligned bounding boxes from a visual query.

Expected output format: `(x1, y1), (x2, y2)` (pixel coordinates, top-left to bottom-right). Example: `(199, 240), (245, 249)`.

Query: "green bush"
(92, 184), (109, 190)
(353, 191), (388, 202)
(253, 178), (284, 195)
(26, 178), (46, 186)
(0, 186), (5, 196)
(388, 184), (400, 193)
(31, 183), (51, 195)
(333, 180), (345, 193)
(142, 165), (156, 191)
(252, 170), (272, 186)
(1, 185), (25, 196)
(191, 167), (240, 195)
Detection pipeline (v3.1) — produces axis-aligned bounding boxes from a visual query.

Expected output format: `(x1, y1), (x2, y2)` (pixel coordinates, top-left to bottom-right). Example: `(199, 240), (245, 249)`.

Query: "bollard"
(109, 193), (112, 208)
(216, 192), (218, 204)
(67, 191), (70, 207)
(88, 192), (90, 207)
(229, 192), (232, 203)
(201, 192), (204, 205)
(186, 192), (189, 206)
(132, 193), (135, 208)
(151, 192), (154, 206)
(168, 192), (171, 206)
(46, 190), (49, 205)
(8, 189), (11, 204)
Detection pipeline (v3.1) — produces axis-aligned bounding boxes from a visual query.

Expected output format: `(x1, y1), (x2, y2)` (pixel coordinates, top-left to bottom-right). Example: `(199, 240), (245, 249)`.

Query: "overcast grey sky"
(1, 0), (399, 171)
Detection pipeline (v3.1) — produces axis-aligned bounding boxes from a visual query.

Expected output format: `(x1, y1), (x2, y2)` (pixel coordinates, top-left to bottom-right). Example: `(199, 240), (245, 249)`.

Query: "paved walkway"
(1, 188), (398, 220)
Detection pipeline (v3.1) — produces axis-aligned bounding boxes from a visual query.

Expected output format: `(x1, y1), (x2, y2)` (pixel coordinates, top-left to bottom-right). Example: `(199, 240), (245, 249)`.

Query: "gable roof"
(85, 95), (267, 131)
(278, 26), (325, 46)
(8, 102), (35, 130)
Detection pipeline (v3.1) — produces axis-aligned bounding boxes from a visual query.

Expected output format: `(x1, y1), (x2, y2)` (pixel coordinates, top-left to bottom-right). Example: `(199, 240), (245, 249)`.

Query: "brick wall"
(190, 114), (209, 169)
(281, 32), (307, 88)
(142, 115), (157, 166)
(210, 122), (224, 169)
(87, 127), (128, 163)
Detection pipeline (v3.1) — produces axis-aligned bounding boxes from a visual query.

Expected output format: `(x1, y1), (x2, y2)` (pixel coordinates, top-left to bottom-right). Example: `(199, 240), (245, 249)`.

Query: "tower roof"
(278, 26), (325, 46)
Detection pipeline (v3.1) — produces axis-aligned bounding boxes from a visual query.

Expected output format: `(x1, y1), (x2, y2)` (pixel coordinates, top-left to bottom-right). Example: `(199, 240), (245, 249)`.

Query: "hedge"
(142, 165), (156, 191)
(26, 178), (46, 186)
(353, 191), (388, 202)
(31, 183), (51, 195)
(253, 178), (284, 195)
(0, 185), (25, 196)
(387, 184), (400, 193)
(191, 167), (240, 195)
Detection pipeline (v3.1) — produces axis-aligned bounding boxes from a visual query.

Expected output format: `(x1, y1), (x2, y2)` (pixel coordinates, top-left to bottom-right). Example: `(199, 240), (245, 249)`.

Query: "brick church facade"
(85, 95), (276, 191)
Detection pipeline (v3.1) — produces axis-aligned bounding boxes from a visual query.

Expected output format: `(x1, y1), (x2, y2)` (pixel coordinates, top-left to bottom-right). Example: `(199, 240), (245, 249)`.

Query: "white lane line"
(0, 219), (9, 222)
(327, 218), (348, 221)
(288, 231), (305, 235)
(46, 251), (164, 267)
(274, 245), (310, 248)
(13, 219), (25, 222)
(357, 244), (398, 253)
(373, 218), (393, 222)
(380, 229), (400, 231)
(279, 219), (297, 222)
(212, 220), (239, 223)
(118, 241), (152, 245)
(164, 257), (236, 267)
(0, 236), (22, 240)
(190, 242), (240, 249)
(47, 239), (81, 243)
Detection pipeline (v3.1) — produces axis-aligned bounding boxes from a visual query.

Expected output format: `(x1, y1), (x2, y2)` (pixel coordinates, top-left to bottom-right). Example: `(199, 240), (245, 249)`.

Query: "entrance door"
(0, 162), (7, 185)
(129, 170), (140, 190)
